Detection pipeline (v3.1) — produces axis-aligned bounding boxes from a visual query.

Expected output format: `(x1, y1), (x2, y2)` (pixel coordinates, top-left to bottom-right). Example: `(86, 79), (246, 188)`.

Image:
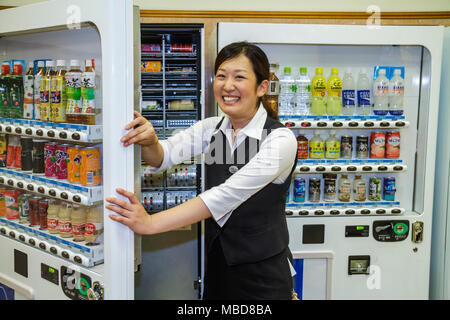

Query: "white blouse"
(148, 105), (298, 227)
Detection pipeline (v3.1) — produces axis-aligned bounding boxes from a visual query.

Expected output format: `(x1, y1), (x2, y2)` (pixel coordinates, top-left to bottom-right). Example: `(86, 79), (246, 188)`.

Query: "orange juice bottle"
(80, 146), (101, 186)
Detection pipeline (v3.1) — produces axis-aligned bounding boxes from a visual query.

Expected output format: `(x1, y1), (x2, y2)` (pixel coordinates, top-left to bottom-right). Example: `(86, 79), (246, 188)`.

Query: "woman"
(106, 41), (298, 300)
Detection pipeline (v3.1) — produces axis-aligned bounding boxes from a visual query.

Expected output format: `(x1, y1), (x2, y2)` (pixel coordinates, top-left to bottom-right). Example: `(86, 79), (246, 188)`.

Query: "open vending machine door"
(0, 0), (136, 300)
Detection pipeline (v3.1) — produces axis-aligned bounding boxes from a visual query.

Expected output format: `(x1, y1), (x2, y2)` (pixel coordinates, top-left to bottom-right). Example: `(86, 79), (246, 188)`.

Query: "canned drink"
(6, 135), (20, 169)
(20, 137), (33, 172)
(67, 145), (81, 183)
(294, 175), (305, 203)
(369, 177), (381, 201)
(0, 134), (7, 167)
(386, 131), (401, 159)
(383, 177), (396, 201)
(5, 188), (20, 221)
(323, 173), (337, 202)
(32, 139), (46, 174)
(38, 199), (49, 230)
(308, 178), (321, 202)
(80, 146), (101, 186)
(44, 142), (58, 177)
(18, 193), (31, 224)
(0, 188), (5, 217)
(340, 136), (353, 159)
(29, 196), (41, 226)
(370, 132), (386, 159)
(356, 135), (369, 159)
(55, 144), (69, 180)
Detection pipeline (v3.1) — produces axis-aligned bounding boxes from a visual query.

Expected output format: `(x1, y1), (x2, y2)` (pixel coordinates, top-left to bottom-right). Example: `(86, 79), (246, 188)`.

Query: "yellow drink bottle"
(326, 68), (342, 116)
(310, 68), (326, 115)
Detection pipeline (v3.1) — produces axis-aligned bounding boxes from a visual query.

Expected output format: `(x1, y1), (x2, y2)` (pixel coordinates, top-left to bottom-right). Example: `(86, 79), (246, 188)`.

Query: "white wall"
(2, 0), (450, 11)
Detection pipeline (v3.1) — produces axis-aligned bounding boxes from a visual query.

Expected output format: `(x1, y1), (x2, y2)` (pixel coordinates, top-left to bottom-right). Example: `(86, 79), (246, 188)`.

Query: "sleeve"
(199, 127), (297, 226)
(146, 116), (222, 173)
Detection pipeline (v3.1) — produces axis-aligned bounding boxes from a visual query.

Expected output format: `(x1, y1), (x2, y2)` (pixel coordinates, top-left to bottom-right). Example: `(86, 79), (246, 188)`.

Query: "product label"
(342, 90), (355, 106)
(47, 217), (58, 230)
(375, 84), (389, 96)
(312, 78), (326, 97)
(297, 141), (308, 159)
(357, 90), (370, 106)
(85, 222), (103, 235)
(268, 80), (279, 95)
(309, 141), (324, 159)
(58, 221), (72, 233)
(72, 223), (86, 236)
(325, 141), (340, 159)
(327, 79), (342, 97)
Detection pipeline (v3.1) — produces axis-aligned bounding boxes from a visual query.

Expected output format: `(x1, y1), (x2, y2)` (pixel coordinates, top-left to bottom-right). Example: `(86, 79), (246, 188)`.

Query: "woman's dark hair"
(214, 41), (279, 120)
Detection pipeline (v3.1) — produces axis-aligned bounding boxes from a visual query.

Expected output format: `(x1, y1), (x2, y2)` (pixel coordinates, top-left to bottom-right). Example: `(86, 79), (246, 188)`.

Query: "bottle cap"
(46, 60), (55, 67)
(56, 60), (66, 67)
(331, 68), (339, 74)
(284, 67), (291, 74)
(315, 67), (323, 74)
(70, 59), (80, 67)
(300, 67), (307, 73)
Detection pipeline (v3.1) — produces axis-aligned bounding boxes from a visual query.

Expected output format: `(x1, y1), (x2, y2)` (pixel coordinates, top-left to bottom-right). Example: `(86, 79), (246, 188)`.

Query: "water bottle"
(356, 68), (371, 115)
(293, 67), (311, 115)
(389, 68), (404, 116)
(278, 67), (295, 116)
(342, 69), (355, 115)
(373, 68), (389, 116)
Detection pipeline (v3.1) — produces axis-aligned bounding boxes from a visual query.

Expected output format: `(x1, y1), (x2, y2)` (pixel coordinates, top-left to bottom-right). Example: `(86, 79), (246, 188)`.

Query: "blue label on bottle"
(357, 90), (370, 106)
(389, 109), (404, 116)
(373, 109), (389, 116)
(342, 90), (355, 106)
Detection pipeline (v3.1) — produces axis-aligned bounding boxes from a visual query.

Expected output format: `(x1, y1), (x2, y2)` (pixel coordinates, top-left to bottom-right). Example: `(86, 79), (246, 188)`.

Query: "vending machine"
(217, 22), (443, 299)
(0, 0), (137, 299)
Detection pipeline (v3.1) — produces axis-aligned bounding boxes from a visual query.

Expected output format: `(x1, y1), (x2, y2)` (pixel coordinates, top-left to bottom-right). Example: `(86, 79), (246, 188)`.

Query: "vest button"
(228, 166), (239, 174)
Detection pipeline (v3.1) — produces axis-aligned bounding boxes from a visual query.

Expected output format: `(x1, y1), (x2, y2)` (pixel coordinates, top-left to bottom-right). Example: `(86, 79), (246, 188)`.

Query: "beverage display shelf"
(0, 118), (102, 144)
(279, 115), (406, 120)
(142, 186), (197, 191)
(285, 203), (404, 216)
(295, 161), (406, 174)
(0, 217), (103, 268)
(0, 168), (103, 206)
(282, 118), (409, 130)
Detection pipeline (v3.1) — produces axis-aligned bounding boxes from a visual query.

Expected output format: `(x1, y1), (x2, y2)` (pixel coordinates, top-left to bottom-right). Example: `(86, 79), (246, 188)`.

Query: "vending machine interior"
(136, 24), (204, 299)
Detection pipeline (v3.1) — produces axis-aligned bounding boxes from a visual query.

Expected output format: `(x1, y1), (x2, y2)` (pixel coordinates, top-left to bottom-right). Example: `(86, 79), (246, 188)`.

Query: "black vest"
(205, 115), (297, 266)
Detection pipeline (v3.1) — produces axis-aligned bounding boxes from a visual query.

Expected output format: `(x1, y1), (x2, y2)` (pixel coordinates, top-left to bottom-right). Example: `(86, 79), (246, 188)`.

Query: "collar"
(217, 104), (268, 141)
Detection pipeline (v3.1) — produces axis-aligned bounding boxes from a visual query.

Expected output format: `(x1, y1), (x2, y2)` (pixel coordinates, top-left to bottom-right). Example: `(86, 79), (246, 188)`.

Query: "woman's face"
(213, 54), (268, 120)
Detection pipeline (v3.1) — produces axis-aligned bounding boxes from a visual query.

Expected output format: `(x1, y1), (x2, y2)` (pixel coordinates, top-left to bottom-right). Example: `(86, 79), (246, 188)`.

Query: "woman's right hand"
(121, 110), (158, 147)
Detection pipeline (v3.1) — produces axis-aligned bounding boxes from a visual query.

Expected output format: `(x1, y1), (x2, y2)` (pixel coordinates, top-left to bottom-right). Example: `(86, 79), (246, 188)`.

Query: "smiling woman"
(107, 41), (298, 300)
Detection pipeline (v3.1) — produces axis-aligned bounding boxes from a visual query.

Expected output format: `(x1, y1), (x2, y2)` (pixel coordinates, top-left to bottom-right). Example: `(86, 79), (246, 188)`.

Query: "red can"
(29, 196), (41, 226)
(5, 189), (20, 220)
(386, 131), (401, 159)
(370, 131), (386, 159)
(6, 135), (20, 169)
(44, 142), (57, 177)
(55, 144), (69, 180)
(38, 199), (49, 230)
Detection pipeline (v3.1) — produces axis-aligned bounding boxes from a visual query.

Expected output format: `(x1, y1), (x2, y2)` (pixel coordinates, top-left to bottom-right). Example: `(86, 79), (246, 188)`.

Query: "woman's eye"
(235, 75), (245, 80)
(215, 74), (225, 79)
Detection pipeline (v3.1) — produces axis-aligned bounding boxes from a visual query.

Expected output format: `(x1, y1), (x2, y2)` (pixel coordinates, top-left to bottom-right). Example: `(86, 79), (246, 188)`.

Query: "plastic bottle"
(278, 67), (295, 116)
(33, 61), (45, 120)
(0, 63), (11, 118)
(325, 130), (340, 159)
(39, 60), (55, 121)
(85, 205), (103, 244)
(66, 59), (82, 124)
(326, 68), (342, 116)
(310, 68), (326, 116)
(389, 68), (404, 116)
(58, 202), (73, 238)
(293, 67), (311, 115)
(71, 204), (87, 242)
(309, 130), (324, 159)
(373, 68), (389, 116)
(356, 68), (371, 116)
(264, 63), (280, 115)
(51, 60), (67, 122)
(81, 59), (96, 125)
(297, 133), (308, 159)
(342, 69), (355, 116)
(10, 61), (24, 119)
(23, 62), (34, 119)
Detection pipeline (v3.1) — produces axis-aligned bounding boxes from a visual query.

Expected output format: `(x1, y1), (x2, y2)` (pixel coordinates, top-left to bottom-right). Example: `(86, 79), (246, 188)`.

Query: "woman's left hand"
(106, 188), (152, 235)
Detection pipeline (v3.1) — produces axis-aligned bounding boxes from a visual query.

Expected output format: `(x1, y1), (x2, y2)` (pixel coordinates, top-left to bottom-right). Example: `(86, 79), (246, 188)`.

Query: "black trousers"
(203, 238), (293, 300)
